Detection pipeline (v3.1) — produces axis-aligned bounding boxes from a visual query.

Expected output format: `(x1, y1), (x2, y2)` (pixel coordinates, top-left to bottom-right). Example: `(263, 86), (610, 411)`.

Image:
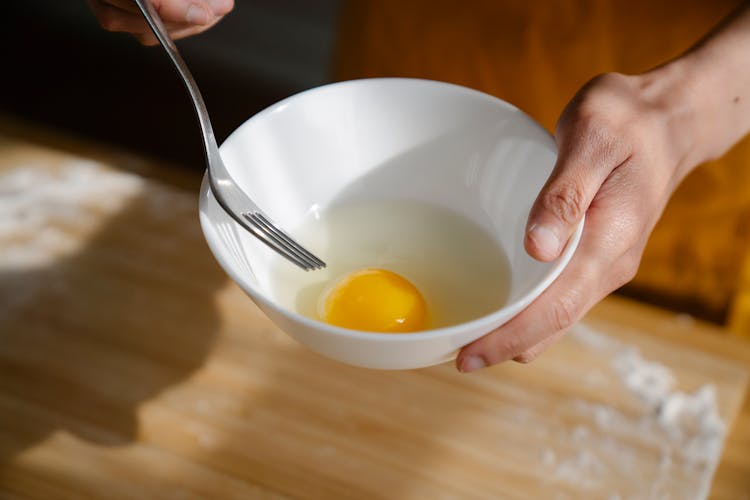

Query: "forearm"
(640, 3), (750, 174)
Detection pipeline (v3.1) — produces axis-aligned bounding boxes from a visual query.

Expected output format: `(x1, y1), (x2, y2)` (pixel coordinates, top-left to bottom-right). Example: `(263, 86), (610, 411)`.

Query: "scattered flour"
(612, 347), (676, 408)
(0, 161), (196, 317)
(0, 161), (144, 271)
(553, 449), (606, 489)
(574, 323), (726, 457)
(537, 323), (728, 500)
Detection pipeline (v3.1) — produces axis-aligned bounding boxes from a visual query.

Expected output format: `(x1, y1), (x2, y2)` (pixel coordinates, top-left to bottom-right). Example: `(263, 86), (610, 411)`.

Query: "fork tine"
(248, 212), (327, 268)
(244, 213), (325, 270)
(241, 216), (313, 270)
(243, 213), (324, 270)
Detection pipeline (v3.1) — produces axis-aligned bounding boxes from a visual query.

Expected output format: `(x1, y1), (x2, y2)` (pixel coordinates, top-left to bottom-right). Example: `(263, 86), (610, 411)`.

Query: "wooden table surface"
(0, 121), (749, 499)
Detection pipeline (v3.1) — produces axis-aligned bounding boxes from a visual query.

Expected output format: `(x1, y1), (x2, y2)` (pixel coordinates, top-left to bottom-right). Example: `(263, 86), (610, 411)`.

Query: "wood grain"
(334, 0), (750, 324)
(0, 129), (748, 498)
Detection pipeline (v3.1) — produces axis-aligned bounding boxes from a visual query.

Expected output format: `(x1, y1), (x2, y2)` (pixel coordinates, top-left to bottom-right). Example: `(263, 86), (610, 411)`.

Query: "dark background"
(1, 0), (341, 168)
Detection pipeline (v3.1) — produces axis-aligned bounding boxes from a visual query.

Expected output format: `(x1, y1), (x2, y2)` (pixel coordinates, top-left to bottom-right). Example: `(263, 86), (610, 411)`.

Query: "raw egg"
(319, 268), (427, 333)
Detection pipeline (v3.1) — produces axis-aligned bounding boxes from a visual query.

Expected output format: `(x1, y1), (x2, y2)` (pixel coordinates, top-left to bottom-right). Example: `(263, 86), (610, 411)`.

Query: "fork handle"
(133, 0), (259, 230)
(133, 0), (222, 168)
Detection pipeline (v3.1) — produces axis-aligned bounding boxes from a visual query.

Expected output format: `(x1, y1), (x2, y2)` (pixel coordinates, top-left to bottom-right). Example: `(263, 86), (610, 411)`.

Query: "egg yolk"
(319, 268), (427, 333)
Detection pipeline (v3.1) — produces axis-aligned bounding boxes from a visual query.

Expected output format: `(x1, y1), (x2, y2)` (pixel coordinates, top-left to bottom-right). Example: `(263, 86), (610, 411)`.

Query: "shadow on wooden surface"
(0, 187), (224, 464)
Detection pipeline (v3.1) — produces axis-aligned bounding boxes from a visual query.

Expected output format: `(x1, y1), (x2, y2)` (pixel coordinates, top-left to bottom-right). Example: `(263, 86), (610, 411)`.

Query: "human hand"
(456, 3), (750, 372)
(457, 71), (701, 372)
(88, 0), (234, 45)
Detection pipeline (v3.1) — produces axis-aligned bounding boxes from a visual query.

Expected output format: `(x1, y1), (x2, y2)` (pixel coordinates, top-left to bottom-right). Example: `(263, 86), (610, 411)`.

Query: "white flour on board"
(0, 161), (193, 314)
(537, 323), (727, 500)
(0, 161), (144, 270)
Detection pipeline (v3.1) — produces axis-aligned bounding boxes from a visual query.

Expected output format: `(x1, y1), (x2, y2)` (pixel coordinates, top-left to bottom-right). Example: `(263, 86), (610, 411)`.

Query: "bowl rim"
(201, 77), (585, 343)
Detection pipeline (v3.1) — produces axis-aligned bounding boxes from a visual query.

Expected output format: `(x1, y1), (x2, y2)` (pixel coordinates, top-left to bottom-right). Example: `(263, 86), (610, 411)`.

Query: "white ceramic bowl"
(199, 78), (582, 370)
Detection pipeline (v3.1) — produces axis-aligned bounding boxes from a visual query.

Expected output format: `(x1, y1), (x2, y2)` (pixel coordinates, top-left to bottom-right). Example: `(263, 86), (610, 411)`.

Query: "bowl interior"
(202, 78), (566, 323)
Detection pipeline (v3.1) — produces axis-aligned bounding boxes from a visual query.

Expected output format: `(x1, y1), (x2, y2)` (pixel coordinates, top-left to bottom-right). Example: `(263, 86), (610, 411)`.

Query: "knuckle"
(620, 269), (638, 288)
(559, 102), (596, 137)
(135, 34), (157, 46)
(611, 266), (635, 291)
(590, 72), (630, 91)
(549, 290), (582, 332)
(98, 12), (122, 31)
(564, 89), (611, 128)
(486, 333), (526, 364)
(514, 350), (539, 364)
(622, 257), (640, 283)
(613, 252), (642, 288)
(622, 265), (638, 285)
(561, 73), (633, 137)
(540, 182), (586, 225)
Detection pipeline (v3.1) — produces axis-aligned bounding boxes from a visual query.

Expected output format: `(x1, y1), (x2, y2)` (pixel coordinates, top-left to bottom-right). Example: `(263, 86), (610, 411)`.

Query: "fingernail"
(460, 356), (487, 373)
(528, 224), (560, 259)
(206, 0), (231, 13)
(186, 4), (211, 24)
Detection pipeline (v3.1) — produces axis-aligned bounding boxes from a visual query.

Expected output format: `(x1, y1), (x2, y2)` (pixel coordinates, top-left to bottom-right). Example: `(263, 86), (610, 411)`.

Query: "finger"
(204, 0), (234, 17)
(525, 111), (631, 262)
(512, 329), (566, 363)
(457, 256), (600, 372)
(88, 0), (192, 34)
(100, 0), (140, 14)
(128, 0), (234, 17)
(150, 0), (214, 25)
(457, 212), (618, 373)
(103, 0), (216, 25)
(88, 0), (152, 33)
(134, 16), (224, 45)
(458, 166), (648, 374)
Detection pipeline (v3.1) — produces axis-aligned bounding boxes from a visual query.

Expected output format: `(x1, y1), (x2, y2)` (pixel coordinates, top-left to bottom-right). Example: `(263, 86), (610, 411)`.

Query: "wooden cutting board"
(0, 134), (748, 499)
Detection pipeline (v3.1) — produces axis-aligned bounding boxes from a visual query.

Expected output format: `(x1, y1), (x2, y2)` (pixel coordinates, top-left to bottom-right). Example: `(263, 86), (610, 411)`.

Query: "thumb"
(525, 125), (626, 262)
(154, 0), (214, 25)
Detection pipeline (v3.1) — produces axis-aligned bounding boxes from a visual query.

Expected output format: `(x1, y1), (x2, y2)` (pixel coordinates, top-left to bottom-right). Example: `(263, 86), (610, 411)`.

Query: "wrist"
(636, 6), (750, 174)
(631, 62), (706, 180)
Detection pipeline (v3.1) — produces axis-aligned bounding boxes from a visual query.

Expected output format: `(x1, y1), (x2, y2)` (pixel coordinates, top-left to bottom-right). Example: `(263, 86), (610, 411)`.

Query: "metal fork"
(134, 0), (325, 271)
